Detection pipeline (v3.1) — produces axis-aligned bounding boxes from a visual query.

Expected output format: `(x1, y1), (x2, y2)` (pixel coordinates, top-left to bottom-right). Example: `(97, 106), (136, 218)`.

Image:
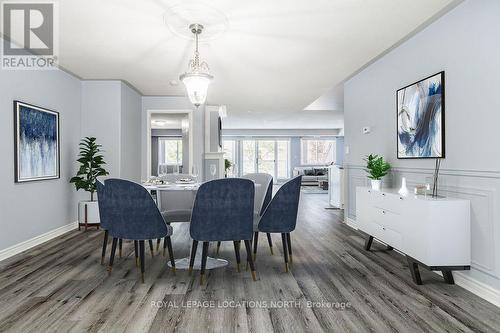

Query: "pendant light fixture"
(179, 24), (213, 107)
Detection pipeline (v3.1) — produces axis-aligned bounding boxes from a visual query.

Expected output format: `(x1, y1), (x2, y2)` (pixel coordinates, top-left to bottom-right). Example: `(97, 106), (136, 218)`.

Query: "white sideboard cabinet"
(356, 187), (471, 285)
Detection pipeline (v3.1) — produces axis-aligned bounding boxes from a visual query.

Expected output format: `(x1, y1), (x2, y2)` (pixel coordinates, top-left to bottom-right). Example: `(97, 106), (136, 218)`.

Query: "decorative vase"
(371, 179), (381, 191)
(78, 200), (100, 231)
(398, 177), (409, 196)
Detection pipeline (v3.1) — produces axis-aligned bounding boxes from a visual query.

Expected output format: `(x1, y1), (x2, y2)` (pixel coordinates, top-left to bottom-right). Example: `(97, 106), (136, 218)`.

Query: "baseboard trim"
(433, 271), (500, 308)
(344, 218), (500, 308)
(0, 221), (78, 262)
(345, 217), (358, 230)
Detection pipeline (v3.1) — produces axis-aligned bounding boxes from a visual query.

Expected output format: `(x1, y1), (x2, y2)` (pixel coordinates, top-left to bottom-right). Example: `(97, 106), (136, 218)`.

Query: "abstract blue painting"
(14, 101), (59, 182)
(397, 72), (445, 159)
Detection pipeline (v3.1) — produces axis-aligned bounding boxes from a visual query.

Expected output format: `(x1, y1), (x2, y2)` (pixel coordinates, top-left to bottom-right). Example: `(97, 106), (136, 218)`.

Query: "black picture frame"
(14, 100), (60, 183)
(396, 71), (445, 159)
(218, 116), (222, 149)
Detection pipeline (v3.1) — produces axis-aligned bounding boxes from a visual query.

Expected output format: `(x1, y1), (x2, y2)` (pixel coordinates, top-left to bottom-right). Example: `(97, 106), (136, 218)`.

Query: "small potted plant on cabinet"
(70, 137), (109, 230)
(364, 154), (391, 191)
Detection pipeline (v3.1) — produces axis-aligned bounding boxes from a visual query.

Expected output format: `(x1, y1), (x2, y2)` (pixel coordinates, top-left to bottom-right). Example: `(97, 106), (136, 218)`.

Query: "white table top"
(143, 183), (200, 191)
(143, 182), (261, 192)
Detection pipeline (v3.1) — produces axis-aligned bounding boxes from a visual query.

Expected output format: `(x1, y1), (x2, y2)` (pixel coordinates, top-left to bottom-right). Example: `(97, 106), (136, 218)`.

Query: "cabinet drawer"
(372, 207), (402, 231)
(364, 190), (406, 213)
(367, 222), (403, 249)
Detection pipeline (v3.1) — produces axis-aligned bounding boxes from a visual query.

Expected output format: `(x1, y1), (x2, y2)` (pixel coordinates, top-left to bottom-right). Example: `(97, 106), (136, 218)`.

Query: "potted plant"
(70, 137), (109, 229)
(364, 154), (391, 191)
(224, 159), (232, 177)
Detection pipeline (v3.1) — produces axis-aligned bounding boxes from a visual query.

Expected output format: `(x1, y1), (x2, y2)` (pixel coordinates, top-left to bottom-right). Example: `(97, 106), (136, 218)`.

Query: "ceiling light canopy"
(179, 24), (213, 108)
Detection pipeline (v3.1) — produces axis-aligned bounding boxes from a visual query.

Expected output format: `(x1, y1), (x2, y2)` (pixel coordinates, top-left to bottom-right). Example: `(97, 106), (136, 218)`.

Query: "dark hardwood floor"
(0, 193), (499, 332)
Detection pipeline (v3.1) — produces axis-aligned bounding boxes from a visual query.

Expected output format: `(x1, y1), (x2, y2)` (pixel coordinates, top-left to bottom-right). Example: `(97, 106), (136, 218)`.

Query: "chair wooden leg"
(266, 233), (273, 255)
(233, 241), (241, 272)
(189, 240), (198, 275)
(139, 240), (145, 283)
(108, 238), (118, 274)
(148, 240), (154, 257)
(134, 240), (139, 267)
(156, 238), (161, 252)
(101, 230), (109, 265)
(281, 233), (289, 272)
(200, 242), (209, 285)
(118, 239), (123, 258)
(163, 237), (167, 257)
(165, 236), (176, 274)
(244, 240), (257, 281)
(253, 232), (259, 261)
(216, 241), (221, 254)
(286, 233), (292, 264)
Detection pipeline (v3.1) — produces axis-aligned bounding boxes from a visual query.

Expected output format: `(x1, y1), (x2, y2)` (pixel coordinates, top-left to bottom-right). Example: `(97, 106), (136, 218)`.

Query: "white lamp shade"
(180, 73), (213, 107)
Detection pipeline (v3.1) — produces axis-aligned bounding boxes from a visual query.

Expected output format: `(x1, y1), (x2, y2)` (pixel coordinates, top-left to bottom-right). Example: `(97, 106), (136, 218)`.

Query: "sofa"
(293, 166), (328, 186)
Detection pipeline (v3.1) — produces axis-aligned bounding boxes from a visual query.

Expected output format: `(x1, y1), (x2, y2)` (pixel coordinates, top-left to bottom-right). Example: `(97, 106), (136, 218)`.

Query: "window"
(242, 140), (256, 175)
(222, 140), (237, 177)
(301, 138), (335, 165)
(158, 138), (182, 165)
(239, 139), (290, 180)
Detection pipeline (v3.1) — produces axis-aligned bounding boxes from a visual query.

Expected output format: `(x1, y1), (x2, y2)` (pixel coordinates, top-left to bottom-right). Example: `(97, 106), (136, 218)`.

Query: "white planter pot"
(371, 179), (382, 191)
(78, 200), (100, 225)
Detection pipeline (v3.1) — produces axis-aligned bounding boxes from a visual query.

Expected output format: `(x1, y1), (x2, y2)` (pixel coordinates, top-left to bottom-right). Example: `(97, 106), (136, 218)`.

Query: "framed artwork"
(14, 101), (60, 182)
(397, 71), (445, 159)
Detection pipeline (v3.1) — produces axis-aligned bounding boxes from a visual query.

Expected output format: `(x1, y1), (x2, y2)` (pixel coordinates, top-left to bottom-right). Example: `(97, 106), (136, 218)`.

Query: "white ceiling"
(304, 84), (344, 112)
(58, 0), (458, 122)
(150, 113), (188, 129)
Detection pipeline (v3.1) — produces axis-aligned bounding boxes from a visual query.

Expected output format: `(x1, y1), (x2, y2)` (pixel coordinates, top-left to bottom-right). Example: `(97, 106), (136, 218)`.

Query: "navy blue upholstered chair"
(98, 179), (145, 265)
(105, 179), (175, 282)
(216, 174), (274, 256)
(96, 180), (112, 265)
(189, 178), (256, 285)
(254, 176), (302, 272)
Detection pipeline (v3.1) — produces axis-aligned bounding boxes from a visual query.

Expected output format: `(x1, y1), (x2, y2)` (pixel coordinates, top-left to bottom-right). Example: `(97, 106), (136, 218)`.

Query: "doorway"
(146, 110), (193, 179)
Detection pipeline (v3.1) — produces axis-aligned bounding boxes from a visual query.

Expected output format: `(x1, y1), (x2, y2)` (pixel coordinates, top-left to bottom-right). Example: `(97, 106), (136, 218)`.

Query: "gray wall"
(141, 96), (204, 180)
(81, 81), (122, 177)
(0, 68), (82, 251)
(81, 81), (141, 181)
(120, 83), (142, 181)
(344, 0), (500, 295)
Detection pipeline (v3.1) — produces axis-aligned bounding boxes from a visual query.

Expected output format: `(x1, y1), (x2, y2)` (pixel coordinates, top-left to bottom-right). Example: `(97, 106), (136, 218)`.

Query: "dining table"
(143, 181), (261, 271)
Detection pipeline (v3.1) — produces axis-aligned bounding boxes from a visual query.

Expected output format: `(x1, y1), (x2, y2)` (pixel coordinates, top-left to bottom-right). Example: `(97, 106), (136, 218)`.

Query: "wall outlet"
(362, 126), (371, 134)
(345, 146), (350, 154)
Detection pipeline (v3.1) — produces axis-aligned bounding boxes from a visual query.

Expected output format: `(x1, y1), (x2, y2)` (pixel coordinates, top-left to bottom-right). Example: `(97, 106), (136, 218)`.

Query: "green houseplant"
(224, 159), (232, 177)
(364, 154), (391, 190)
(70, 137), (109, 229)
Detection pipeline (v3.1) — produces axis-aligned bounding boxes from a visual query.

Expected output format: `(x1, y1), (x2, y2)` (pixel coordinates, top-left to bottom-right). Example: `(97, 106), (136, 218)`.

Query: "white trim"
(345, 217), (500, 308)
(146, 109), (193, 179)
(0, 221), (78, 262)
(345, 217), (358, 230)
(433, 271), (500, 308)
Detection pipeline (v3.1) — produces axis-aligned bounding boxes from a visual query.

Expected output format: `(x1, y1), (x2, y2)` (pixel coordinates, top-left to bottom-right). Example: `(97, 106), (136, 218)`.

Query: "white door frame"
(146, 109), (193, 179)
